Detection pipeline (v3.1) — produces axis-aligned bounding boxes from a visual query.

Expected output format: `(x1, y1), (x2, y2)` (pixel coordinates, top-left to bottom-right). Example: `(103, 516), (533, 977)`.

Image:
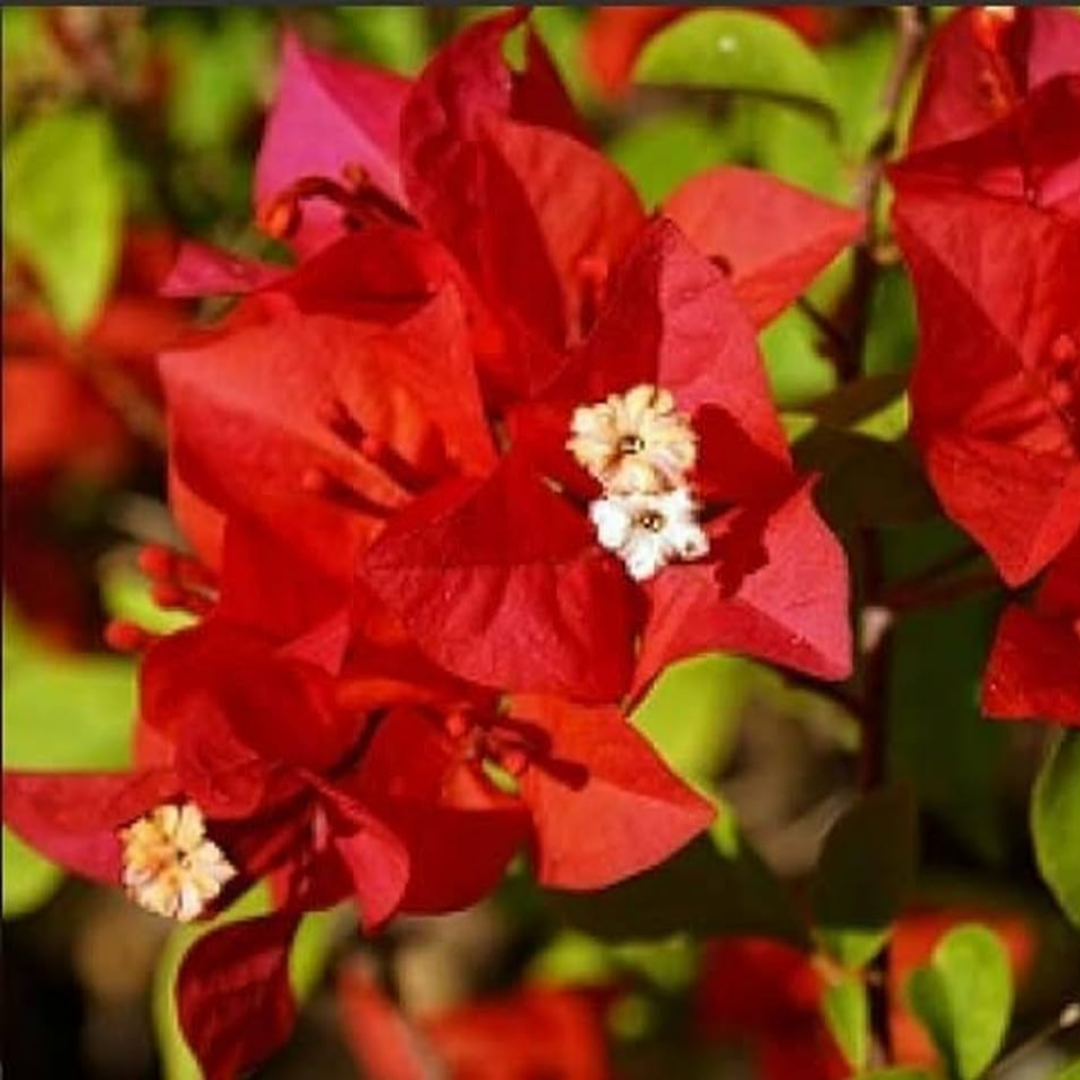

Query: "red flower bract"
(983, 538), (1080, 725)
(365, 220), (853, 702)
(892, 73), (1080, 587)
(340, 967), (614, 1080)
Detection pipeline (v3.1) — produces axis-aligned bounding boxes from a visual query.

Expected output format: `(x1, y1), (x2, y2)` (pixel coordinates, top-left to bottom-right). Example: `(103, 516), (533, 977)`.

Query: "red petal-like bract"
(909, 7), (1080, 152)
(634, 480), (853, 698)
(892, 77), (1080, 586)
(696, 938), (846, 1080)
(177, 912), (300, 1080)
(349, 707), (530, 914)
(983, 540), (1080, 725)
(256, 30), (410, 253)
(2, 770), (180, 884)
(664, 166), (865, 326)
(160, 288), (493, 585)
(340, 968), (614, 1080)
(511, 694), (715, 889)
(362, 456), (636, 702)
(159, 240), (287, 299)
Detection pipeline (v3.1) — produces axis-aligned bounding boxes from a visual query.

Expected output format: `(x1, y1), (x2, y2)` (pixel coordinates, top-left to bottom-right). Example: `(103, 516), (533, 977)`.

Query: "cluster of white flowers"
(568, 384), (708, 581)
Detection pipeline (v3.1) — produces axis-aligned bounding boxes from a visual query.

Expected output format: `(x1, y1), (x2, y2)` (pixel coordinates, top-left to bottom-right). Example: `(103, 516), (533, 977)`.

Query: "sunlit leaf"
(3, 109), (122, 333)
(3, 829), (63, 918)
(822, 972), (869, 1071)
(905, 923), (1013, 1080)
(606, 110), (733, 207)
(632, 653), (755, 785)
(1032, 732), (1080, 930)
(335, 5), (429, 74)
(2, 604), (137, 917)
(635, 11), (835, 113)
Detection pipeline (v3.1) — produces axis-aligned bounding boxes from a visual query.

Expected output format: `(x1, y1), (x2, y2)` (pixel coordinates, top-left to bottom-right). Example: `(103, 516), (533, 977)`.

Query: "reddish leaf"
(634, 480), (853, 698)
(517, 219), (792, 502)
(892, 184), (1080, 585)
(663, 166), (865, 326)
(474, 115), (645, 351)
(159, 240), (287, 299)
(350, 707), (529, 914)
(983, 543), (1080, 725)
(338, 967), (435, 1080)
(160, 293), (491, 584)
(362, 457), (636, 702)
(308, 783), (411, 930)
(511, 694), (715, 889)
(400, 10), (590, 292)
(3, 769), (179, 883)
(256, 31), (410, 253)
(176, 912), (300, 1080)
(909, 7), (1080, 152)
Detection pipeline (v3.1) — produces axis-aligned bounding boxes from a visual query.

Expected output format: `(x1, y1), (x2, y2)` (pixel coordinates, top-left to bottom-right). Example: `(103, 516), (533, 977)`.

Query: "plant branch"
(849, 7), (929, 1068)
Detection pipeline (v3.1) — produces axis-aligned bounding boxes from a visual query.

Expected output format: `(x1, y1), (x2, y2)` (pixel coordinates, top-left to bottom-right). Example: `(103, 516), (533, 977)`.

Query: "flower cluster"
(890, 5), (1080, 725)
(570, 384), (707, 580)
(3, 11), (868, 1077)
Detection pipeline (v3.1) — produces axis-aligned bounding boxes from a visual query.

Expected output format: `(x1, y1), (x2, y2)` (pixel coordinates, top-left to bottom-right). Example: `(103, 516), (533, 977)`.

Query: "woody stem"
(848, 5), (929, 1066)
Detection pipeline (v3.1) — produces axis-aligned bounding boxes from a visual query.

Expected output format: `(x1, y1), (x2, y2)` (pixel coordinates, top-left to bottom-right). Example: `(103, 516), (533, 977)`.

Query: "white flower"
(567, 384), (697, 494)
(589, 488), (709, 581)
(120, 802), (236, 922)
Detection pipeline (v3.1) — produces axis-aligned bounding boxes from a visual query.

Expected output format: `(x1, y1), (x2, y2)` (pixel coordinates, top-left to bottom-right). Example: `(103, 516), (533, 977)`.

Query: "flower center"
(567, 383), (697, 496)
(636, 509), (666, 532)
(120, 802), (236, 922)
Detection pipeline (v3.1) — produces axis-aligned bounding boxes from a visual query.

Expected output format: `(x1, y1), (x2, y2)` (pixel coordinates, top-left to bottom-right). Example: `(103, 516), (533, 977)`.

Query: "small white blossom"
(589, 488), (709, 581)
(120, 803), (236, 922)
(568, 384), (697, 494)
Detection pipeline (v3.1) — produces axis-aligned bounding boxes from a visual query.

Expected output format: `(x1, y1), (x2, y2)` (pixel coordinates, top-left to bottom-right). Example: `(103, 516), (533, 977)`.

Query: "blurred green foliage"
(906, 924), (1014, 1080)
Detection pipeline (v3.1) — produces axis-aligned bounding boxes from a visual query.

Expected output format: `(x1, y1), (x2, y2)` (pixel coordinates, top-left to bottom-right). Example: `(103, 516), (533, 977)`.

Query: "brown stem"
(848, 7), (929, 1067)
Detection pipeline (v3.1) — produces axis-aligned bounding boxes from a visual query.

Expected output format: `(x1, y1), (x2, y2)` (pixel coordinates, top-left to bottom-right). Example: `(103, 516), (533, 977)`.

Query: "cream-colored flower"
(120, 803), (236, 922)
(590, 487), (709, 581)
(568, 384), (697, 494)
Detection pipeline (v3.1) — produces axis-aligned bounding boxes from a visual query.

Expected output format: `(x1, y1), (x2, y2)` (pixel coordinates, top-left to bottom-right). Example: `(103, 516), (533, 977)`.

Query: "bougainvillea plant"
(4, 6), (1080, 1080)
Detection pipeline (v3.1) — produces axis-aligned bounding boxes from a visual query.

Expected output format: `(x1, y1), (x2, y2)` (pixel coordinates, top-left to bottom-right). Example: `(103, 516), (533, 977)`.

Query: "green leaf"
(820, 21), (897, 162)
(1032, 732), (1080, 930)
(3, 109), (123, 333)
(632, 653), (755, 785)
(744, 97), (844, 200)
(548, 811), (808, 947)
(905, 923), (1013, 1080)
(822, 972), (869, 1071)
(3, 601), (137, 917)
(3, 829), (63, 918)
(794, 429), (936, 531)
(635, 10), (835, 114)
(335, 5), (429, 74)
(163, 10), (272, 151)
(1055, 1057), (1080, 1080)
(101, 564), (197, 637)
(863, 266), (918, 377)
(760, 305), (838, 408)
(606, 110), (734, 207)
(883, 522), (1007, 864)
(811, 785), (918, 968)
(857, 1071), (936, 1080)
